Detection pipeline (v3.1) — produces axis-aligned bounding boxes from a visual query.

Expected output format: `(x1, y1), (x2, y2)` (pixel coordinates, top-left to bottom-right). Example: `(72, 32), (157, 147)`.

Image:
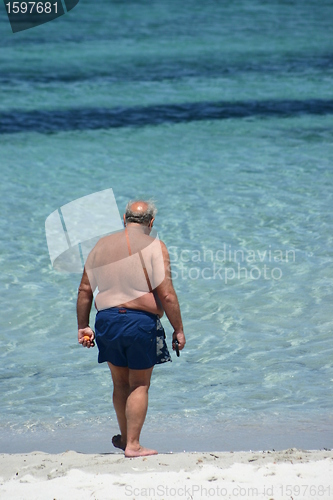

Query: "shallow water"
(0, 0), (333, 452)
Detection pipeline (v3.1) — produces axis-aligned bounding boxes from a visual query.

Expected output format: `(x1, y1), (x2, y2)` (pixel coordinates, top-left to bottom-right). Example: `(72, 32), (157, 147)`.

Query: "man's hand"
(78, 326), (95, 348)
(172, 331), (186, 351)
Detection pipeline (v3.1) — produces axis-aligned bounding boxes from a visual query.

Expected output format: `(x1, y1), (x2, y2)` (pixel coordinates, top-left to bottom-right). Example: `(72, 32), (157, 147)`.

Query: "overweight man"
(76, 200), (185, 457)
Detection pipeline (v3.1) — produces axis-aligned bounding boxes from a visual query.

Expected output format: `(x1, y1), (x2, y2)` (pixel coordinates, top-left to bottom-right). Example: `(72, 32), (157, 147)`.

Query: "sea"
(0, 0), (332, 454)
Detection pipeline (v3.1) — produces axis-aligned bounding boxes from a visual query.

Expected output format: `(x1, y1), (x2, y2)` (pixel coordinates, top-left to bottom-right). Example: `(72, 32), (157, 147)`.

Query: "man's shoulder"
(154, 239), (169, 258)
(158, 239), (167, 250)
(95, 230), (123, 247)
(86, 231), (122, 262)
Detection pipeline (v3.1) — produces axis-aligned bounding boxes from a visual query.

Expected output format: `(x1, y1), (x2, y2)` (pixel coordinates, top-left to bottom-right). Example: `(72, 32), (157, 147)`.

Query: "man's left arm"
(77, 267), (95, 348)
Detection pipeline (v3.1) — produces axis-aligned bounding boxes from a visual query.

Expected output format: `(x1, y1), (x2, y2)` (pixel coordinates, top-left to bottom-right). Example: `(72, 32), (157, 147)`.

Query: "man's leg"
(124, 366), (157, 457)
(108, 363), (130, 451)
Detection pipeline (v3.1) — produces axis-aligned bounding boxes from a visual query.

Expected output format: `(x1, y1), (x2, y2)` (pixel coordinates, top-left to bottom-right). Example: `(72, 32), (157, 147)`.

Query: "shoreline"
(1, 418), (332, 455)
(0, 449), (332, 500)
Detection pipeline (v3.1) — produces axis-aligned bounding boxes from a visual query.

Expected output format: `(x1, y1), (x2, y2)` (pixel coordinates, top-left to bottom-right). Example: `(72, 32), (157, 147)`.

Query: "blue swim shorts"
(95, 307), (171, 369)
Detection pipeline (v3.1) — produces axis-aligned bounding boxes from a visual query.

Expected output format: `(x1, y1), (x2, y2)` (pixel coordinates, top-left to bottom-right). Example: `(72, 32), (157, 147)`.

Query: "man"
(77, 200), (185, 457)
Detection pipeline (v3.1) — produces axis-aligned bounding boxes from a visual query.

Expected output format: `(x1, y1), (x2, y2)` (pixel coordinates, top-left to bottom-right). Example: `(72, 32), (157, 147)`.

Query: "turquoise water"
(0, 0), (333, 453)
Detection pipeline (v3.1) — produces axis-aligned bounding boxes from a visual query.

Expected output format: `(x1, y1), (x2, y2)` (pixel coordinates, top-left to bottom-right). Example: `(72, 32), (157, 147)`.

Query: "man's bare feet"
(125, 446), (158, 458)
(112, 434), (126, 451)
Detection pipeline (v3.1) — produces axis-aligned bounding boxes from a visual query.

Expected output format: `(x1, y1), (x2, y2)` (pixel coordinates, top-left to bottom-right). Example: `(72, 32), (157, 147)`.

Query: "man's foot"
(125, 446), (158, 458)
(112, 434), (126, 451)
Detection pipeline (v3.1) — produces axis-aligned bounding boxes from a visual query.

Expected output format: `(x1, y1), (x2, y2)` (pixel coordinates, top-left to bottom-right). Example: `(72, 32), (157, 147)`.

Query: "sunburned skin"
(85, 225), (165, 315)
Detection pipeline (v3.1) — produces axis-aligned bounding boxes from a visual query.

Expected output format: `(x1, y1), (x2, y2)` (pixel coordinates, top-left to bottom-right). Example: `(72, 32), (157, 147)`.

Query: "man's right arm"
(76, 245), (97, 349)
(77, 267), (95, 348)
(155, 241), (186, 350)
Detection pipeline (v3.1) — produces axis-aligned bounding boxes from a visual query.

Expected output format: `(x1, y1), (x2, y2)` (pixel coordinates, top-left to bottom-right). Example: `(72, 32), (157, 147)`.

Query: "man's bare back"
(85, 225), (165, 316)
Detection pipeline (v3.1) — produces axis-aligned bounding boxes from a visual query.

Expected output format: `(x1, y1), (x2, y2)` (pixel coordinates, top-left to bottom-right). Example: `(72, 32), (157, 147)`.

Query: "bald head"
(124, 199), (157, 226)
(129, 201), (149, 214)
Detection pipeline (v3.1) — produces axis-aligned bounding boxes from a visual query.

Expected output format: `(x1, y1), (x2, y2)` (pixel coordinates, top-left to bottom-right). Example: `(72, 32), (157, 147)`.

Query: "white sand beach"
(0, 448), (332, 500)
